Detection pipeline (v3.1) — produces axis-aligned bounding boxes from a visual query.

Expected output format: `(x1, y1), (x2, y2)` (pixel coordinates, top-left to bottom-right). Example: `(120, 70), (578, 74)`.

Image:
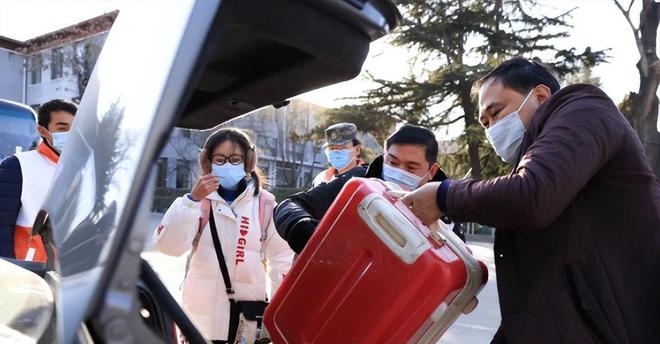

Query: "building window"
(314, 149), (327, 164)
(284, 143), (304, 163)
(156, 158), (168, 187)
(257, 136), (277, 157)
(294, 144), (304, 162)
(176, 159), (191, 189)
(303, 171), (312, 187)
(51, 48), (63, 80)
(29, 54), (42, 85)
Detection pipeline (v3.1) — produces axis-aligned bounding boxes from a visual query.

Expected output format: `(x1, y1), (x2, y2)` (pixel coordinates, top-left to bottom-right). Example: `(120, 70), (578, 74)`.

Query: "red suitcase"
(264, 178), (488, 344)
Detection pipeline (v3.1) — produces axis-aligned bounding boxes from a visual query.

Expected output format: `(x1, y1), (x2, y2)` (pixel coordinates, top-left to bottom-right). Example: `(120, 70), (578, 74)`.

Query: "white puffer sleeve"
(153, 196), (202, 257)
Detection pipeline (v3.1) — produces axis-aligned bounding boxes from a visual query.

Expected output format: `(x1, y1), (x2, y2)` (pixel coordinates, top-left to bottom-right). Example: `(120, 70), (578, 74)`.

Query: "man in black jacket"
(274, 125), (449, 254)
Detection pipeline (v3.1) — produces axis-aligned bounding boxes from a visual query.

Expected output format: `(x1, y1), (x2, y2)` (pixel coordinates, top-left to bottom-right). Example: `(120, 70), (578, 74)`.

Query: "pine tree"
(334, 0), (606, 179)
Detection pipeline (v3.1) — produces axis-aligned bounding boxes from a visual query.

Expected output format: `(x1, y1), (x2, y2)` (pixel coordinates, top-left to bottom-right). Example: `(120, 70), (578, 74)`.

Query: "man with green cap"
(311, 122), (365, 187)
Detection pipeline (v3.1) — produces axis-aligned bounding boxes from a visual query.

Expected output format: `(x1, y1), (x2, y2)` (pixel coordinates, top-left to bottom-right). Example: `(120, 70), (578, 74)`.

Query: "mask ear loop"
(247, 145), (264, 193)
(245, 145), (257, 178)
(517, 88), (535, 113)
(416, 167), (434, 189)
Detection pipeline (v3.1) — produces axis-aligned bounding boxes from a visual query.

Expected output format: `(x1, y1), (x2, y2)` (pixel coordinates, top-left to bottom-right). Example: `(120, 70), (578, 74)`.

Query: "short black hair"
(37, 99), (77, 128)
(385, 125), (438, 164)
(474, 57), (561, 96)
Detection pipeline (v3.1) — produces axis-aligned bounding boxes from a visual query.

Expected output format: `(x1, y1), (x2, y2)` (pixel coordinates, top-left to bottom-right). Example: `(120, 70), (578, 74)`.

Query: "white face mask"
(382, 163), (428, 191)
(51, 131), (70, 152)
(485, 90), (534, 164)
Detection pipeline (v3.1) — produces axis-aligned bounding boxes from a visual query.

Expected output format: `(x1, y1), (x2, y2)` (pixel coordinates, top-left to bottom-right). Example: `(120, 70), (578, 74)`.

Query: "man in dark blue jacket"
(0, 99), (76, 260)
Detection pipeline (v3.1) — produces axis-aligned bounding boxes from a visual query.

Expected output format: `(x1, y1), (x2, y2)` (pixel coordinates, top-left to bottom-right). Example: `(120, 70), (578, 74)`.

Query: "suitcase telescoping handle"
(358, 194), (432, 265)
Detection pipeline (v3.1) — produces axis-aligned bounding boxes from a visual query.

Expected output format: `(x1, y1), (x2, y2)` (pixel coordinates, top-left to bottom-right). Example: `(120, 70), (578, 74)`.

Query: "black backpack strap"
(208, 203), (235, 297)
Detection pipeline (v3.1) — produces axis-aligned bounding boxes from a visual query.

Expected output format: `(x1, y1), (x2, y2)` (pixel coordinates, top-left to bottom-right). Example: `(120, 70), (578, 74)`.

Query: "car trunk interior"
(175, 0), (381, 129)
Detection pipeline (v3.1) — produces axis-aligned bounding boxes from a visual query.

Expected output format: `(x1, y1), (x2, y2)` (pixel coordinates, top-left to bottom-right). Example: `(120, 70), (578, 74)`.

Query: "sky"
(0, 0), (657, 135)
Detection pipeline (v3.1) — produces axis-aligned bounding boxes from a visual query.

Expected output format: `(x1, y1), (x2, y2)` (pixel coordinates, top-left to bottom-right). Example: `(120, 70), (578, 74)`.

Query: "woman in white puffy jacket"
(154, 128), (294, 344)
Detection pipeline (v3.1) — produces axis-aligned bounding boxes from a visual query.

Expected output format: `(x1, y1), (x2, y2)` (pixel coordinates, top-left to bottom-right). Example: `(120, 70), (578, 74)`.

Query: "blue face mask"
(326, 149), (354, 170)
(51, 131), (70, 152)
(382, 163), (427, 191)
(212, 163), (246, 191)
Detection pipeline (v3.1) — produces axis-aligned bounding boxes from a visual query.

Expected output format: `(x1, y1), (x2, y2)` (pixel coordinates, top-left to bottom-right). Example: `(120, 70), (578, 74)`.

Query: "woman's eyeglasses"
(211, 154), (244, 165)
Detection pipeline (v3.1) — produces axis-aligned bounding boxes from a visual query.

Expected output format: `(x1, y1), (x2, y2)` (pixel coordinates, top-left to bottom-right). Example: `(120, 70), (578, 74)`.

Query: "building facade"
(0, 40), (24, 102)
(0, 11), (116, 107)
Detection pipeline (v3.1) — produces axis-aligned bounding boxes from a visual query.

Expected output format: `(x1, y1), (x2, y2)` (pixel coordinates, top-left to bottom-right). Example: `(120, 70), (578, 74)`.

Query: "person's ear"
(534, 84), (552, 105)
(429, 163), (439, 181)
(38, 126), (53, 145)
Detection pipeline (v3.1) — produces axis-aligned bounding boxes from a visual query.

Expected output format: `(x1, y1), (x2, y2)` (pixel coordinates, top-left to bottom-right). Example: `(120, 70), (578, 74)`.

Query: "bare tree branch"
(433, 114), (466, 126)
(614, 0), (637, 28)
(613, 0), (649, 76)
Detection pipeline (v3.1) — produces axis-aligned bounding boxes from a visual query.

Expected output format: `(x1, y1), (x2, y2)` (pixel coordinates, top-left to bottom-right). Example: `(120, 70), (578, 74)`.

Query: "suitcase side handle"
(358, 194), (431, 265)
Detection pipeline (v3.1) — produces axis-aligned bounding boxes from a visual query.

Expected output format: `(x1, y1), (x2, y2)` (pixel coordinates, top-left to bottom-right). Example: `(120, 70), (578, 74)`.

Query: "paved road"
(439, 242), (500, 343)
(143, 213), (500, 343)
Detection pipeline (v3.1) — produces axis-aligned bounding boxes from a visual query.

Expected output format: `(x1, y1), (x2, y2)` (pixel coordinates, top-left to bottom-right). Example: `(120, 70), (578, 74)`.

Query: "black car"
(1, 1), (400, 343)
